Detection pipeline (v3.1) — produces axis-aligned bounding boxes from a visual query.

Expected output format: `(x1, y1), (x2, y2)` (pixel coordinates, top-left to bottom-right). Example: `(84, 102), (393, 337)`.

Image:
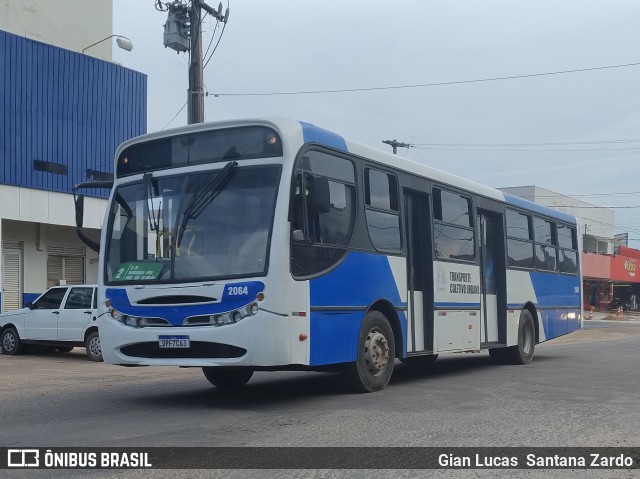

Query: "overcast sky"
(114, 0), (640, 246)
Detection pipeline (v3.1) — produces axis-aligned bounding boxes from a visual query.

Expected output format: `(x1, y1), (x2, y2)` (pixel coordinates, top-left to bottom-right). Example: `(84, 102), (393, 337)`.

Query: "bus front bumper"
(98, 310), (307, 367)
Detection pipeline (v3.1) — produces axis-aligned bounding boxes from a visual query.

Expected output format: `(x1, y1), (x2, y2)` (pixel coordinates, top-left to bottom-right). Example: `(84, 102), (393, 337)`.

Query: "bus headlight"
(124, 316), (140, 327)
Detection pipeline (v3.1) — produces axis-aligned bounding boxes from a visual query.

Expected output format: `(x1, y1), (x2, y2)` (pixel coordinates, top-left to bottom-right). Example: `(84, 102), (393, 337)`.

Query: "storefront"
(582, 249), (640, 311)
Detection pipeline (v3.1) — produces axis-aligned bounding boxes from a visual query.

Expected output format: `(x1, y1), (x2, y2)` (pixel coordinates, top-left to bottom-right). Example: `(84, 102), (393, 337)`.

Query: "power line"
(553, 205), (640, 209)
(515, 191), (640, 199)
(411, 139), (640, 147)
(160, 101), (187, 130)
(572, 215), (640, 237)
(202, 14), (220, 62)
(203, 5), (228, 69)
(411, 145), (640, 152)
(209, 60), (640, 97)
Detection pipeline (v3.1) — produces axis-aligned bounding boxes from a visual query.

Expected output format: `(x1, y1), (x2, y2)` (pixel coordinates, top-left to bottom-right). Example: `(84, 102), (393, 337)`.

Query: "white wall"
(2, 219), (99, 294)
(0, 185), (107, 230)
(0, 0), (113, 60)
(0, 184), (105, 298)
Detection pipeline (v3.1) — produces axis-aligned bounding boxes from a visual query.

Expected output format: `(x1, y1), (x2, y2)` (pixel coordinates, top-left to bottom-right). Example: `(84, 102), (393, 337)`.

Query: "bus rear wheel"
(345, 311), (395, 393)
(490, 310), (535, 365)
(202, 368), (253, 389)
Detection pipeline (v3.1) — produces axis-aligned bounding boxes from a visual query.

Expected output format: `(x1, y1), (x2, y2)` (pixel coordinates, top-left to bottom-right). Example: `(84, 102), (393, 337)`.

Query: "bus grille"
(120, 342), (247, 359)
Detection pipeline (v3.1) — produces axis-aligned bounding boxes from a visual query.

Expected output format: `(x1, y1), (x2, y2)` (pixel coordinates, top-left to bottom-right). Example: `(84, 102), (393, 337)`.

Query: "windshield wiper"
(175, 161), (238, 248)
(144, 173), (161, 233)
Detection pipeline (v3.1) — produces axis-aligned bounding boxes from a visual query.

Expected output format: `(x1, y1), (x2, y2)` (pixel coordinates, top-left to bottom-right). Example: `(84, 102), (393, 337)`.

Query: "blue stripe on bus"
(529, 272), (581, 308)
(508, 270), (581, 340)
(503, 193), (576, 224)
(309, 251), (405, 365)
(541, 308), (581, 339)
(300, 122), (348, 152)
(434, 302), (481, 309)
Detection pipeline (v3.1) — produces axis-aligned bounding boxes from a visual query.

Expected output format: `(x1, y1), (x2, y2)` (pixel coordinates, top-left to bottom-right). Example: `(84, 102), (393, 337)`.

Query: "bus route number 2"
(227, 286), (249, 296)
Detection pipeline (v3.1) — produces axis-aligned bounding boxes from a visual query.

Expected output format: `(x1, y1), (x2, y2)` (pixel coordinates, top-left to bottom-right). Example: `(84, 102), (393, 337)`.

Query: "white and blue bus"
(74, 118), (582, 392)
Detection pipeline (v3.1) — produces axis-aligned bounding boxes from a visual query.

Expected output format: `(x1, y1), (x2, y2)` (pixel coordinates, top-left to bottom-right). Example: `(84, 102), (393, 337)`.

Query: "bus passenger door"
(478, 211), (503, 345)
(404, 190), (434, 354)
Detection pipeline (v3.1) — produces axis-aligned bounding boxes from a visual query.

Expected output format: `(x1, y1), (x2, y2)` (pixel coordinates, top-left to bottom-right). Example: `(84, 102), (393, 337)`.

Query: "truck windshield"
(105, 165), (281, 284)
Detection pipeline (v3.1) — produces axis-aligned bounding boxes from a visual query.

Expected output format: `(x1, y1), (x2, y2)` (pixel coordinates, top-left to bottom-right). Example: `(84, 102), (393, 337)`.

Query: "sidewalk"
(584, 310), (640, 321)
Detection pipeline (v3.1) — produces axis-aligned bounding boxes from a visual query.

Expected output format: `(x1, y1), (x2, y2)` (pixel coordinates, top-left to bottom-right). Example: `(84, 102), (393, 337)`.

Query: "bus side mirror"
(75, 194), (85, 229)
(311, 176), (330, 214)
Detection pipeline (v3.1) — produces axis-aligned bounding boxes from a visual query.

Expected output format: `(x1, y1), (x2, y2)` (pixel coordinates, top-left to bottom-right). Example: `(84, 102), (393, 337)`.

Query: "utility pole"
(188, 0), (204, 124)
(382, 139), (411, 155)
(162, 0), (229, 125)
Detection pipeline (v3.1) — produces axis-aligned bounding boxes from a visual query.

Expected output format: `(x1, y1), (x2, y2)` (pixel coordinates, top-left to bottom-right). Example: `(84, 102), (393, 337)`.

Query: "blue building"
(0, 29), (147, 311)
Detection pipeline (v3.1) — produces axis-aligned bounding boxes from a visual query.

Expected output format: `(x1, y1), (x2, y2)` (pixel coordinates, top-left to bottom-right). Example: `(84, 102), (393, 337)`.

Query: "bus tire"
(202, 368), (253, 389)
(492, 310), (535, 365)
(400, 354), (438, 365)
(345, 311), (395, 393)
(1, 327), (23, 355)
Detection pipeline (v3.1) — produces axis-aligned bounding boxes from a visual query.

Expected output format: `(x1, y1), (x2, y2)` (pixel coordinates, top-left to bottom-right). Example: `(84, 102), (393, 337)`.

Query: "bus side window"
(291, 174), (330, 244)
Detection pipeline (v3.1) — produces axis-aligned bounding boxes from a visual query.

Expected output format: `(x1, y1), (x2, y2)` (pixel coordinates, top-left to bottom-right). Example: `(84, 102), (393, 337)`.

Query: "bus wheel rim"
(364, 328), (389, 376)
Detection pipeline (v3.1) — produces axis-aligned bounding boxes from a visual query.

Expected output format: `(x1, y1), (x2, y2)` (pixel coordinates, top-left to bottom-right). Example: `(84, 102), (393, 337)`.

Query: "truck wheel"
(85, 331), (102, 362)
(1, 328), (23, 355)
(344, 311), (395, 393)
(202, 368), (253, 389)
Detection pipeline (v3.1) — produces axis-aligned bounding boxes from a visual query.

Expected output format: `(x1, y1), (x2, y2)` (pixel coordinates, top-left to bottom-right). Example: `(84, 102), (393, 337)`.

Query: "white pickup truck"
(0, 285), (101, 361)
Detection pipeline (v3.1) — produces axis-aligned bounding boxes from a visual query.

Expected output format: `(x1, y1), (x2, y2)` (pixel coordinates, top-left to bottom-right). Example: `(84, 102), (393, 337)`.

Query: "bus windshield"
(105, 165), (281, 284)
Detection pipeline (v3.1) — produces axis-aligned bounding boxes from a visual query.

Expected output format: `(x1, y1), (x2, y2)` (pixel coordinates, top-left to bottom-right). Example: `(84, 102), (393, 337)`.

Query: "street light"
(81, 35), (133, 54)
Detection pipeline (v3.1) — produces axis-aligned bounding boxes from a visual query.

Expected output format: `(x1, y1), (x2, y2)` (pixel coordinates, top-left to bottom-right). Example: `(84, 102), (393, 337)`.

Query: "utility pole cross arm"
(382, 139), (412, 155)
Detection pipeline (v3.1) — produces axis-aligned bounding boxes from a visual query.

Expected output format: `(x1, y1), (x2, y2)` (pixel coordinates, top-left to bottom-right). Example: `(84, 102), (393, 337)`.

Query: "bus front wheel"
(345, 311), (395, 393)
(490, 309), (535, 365)
(202, 367), (253, 389)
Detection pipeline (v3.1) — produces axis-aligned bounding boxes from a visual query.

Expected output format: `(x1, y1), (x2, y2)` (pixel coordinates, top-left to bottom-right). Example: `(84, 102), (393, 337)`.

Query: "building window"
(33, 160), (67, 175)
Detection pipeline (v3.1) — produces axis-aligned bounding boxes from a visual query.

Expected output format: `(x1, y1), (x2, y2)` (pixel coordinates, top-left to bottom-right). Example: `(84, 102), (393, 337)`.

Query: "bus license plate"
(158, 336), (190, 349)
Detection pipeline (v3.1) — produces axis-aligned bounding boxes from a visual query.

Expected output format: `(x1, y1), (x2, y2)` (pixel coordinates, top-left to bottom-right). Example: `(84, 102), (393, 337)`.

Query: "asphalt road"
(1, 321), (639, 479)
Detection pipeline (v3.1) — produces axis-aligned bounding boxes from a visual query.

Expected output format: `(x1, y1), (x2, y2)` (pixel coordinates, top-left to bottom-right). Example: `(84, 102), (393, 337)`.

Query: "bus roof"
(298, 120), (576, 225)
(122, 118), (576, 225)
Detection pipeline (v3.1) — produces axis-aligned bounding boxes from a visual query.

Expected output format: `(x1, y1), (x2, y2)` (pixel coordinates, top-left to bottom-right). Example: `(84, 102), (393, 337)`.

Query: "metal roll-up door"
(47, 244), (86, 287)
(63, 256), (85, 285)
(2, 241), (24, 312)
(47, 255), (64, 288)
